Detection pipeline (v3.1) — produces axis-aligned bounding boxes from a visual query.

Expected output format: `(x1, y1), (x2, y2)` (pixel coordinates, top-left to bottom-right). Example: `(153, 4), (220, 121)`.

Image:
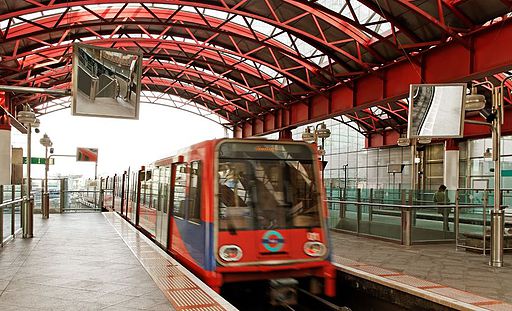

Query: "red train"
(107, 138), (335, 296)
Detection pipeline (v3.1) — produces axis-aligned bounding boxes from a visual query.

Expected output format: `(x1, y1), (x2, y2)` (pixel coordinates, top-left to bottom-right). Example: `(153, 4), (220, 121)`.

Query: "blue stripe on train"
(173, 218), (215, 271)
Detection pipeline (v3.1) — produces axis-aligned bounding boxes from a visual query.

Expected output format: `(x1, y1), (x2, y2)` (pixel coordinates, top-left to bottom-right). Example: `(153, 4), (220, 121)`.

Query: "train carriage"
(110, 138), (335, 296)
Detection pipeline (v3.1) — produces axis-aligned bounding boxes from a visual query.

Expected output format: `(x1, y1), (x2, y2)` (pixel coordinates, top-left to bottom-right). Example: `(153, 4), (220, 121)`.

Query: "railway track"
(221, 281), (350, 311)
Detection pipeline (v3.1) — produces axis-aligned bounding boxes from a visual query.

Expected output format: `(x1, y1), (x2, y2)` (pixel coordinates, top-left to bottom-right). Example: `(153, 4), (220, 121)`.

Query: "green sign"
(22, 157), (54, 165)
(502, 170), (512, 177)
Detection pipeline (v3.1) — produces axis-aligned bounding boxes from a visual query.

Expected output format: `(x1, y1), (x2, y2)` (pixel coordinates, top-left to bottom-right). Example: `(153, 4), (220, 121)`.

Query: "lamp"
(316, 122), (331, 139)
(39, 133), (52, 148)
(16, 110), (36, 125)
(17, 106), (40, 238)
(301, 127), (315, 143)
(465, 86), (486, 111)
(302, 122), (331, 182)
(39, 133), (53, 219)
(465, 81), (506, 267)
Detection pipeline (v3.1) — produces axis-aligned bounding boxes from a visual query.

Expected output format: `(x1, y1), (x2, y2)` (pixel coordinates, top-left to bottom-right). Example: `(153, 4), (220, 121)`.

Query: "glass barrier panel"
(103, 190), (114, 211)
(327, 201), (358, 233)
(357, 204), (401, 241)
(2, 206), (9, 241)
(411, 206), (456, 242)
(15, 203), (21, 233)
(454, 189), (491, 252)
(62, 190), (101, 212)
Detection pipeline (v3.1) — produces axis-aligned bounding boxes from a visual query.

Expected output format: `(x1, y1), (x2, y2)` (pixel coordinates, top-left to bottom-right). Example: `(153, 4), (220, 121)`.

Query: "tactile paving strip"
(333, 256), (512, 311)
(427, 287), (495, 304)
(482, 302), (512, 311)
(386, 275), (440, 289)
(353, 265), (401, 276)
(103, 212), (237, 311)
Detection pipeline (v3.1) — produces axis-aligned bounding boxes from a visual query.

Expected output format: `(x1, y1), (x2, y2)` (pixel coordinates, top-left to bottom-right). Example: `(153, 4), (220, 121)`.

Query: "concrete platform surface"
(0, 213), (172, 310)
(331, 230), (512, 310)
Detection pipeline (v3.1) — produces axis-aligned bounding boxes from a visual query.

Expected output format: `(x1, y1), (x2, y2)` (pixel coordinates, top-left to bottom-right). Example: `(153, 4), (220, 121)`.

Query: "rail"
(326, 199), (463, 246)
(455, 188), (511, 254)
(0, 196), (32, 247)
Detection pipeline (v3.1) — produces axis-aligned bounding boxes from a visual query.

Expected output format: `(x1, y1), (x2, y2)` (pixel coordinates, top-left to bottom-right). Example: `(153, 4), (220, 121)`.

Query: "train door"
(167, 164), (177, 251)
(169, 163), (188, 253)
(156, 166), (171, 247)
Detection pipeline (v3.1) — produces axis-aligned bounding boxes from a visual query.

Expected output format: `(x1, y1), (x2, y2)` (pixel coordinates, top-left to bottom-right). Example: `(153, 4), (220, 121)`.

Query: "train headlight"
(303, 241), (326, 257)
(219, 245), (243, 262)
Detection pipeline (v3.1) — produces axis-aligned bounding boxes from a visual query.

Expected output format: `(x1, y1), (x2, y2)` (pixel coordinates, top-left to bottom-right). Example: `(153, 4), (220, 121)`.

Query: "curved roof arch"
(37, 92), (234, 128)
(1, 0), (510, 130)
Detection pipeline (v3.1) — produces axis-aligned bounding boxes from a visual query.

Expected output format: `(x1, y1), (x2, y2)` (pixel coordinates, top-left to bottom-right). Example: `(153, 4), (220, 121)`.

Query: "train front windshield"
(217, 142), (321, 231)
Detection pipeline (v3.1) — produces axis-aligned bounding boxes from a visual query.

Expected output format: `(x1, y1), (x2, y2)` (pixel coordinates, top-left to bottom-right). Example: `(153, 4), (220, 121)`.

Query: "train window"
(152, 168), (159, 211)
(159, 167), (170, 214)
(218, 161), (255, 231)
(172, 163), (188, 218)
(187, 161), (202, 223)
(217, 158), (321, 231)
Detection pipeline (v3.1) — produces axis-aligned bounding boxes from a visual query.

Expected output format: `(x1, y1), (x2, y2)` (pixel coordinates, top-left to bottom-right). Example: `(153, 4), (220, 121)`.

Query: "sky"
(11, 103), (227, 179)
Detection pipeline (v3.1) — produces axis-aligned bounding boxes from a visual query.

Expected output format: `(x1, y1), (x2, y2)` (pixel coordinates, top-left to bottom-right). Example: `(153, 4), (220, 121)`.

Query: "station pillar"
(0, 92), (11, 185)
(444, 139), (459, 200)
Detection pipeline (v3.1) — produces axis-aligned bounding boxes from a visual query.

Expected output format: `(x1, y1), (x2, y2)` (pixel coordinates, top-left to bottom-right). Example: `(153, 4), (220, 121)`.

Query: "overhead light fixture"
(17, 110), (36, 125)
(397, 138), (410, 147)
(39, 133), (53, 148)
(316, 122), (331, 139)
(301, 127), (315, 143)
(465, 87), (486, 111)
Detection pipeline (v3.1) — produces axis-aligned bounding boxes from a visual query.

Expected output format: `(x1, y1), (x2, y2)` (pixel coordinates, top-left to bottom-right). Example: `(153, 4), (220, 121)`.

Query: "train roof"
(150, 138), (314, 167)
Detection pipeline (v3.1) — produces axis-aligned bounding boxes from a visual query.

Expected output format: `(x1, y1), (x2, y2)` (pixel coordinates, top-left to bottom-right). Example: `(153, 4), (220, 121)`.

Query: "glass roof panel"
(316, 0), (391, 36)
(2, 3), (333, 68)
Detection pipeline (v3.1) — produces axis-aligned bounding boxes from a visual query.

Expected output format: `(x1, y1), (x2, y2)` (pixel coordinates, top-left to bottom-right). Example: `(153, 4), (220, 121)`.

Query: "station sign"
(22, 157), (54, 165)
(76, 147), (98, 162)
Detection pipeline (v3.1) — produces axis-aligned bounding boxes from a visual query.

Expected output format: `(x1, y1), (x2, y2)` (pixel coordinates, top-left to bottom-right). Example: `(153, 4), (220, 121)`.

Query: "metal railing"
(1, 196), (32, 247)
(327, 198), (458, 246)
(455, 188), (511, 254)
(0, 179), (111, 247)
(61, 190), (104, 212)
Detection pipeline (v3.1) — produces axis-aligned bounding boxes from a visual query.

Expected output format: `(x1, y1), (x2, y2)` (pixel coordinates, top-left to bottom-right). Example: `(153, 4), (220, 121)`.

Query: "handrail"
(324, 199), (493, 209)
(0, 195), (31, 247)
(458, 188), (512, 191)
(0, 197), (25, 208)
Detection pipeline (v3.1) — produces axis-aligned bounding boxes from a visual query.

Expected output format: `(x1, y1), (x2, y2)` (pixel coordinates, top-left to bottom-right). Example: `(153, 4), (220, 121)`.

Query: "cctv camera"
(34, 128), (40, 133)
(50, 147), (54, 154)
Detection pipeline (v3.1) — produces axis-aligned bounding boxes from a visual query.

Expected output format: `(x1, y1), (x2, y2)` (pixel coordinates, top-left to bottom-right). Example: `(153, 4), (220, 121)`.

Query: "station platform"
(331, 231), (512, 311)
(0, 213), (235, 310)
